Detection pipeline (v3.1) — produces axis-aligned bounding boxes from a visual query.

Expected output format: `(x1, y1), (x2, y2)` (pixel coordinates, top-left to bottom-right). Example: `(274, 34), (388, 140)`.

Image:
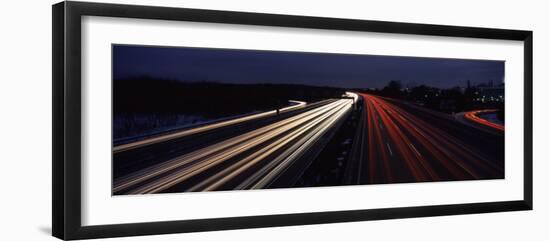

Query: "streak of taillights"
(464, 109), (504, 131)
(365, 95), (502, 180)
(365, 94), (438, 181)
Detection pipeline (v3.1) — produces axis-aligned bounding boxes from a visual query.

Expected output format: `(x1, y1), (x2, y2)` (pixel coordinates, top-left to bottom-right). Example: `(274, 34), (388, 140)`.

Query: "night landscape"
(112, 45), (505, 195)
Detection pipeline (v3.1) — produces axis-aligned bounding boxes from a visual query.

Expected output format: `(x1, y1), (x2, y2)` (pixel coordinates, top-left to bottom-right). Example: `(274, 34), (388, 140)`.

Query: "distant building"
(474, 80), (504, 103)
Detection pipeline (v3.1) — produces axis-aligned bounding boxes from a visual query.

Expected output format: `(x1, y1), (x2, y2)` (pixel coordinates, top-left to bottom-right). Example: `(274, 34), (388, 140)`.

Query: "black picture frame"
(52, 1), (533, 240)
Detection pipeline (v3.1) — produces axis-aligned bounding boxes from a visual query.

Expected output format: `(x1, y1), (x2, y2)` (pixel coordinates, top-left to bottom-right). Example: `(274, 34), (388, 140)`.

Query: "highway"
(113, 100), (307, 153)
(113, 93), (356, 194)
(345, 94), (504, 184)
(113, 91), (504, 194)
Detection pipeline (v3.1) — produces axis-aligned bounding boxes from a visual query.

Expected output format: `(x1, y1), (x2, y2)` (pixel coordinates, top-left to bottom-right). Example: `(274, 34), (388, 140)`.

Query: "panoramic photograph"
(112, 44), (505, 195)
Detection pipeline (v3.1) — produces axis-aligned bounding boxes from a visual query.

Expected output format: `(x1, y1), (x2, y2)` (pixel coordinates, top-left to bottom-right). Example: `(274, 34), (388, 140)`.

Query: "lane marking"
(386, 142), (393, 156)
(410, 144), (422, 157)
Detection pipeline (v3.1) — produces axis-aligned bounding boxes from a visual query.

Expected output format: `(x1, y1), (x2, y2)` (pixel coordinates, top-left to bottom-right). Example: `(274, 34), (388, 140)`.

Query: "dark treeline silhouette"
(113, 77), (347, 140)
(367, 80), (504, 117)
(114, 76), (345, 117)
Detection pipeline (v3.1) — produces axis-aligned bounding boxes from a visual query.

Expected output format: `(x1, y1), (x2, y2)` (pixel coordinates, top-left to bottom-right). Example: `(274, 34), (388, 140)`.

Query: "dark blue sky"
(113, 45), (504, 89)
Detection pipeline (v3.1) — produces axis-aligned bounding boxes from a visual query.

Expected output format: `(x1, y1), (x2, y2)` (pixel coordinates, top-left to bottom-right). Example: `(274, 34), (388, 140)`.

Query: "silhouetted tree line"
(369, 80), (504, 117)
(114, 77), (345, 118)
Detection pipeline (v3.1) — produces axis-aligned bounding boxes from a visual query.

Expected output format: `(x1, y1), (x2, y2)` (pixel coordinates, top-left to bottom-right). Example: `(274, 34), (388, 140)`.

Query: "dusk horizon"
(113, 44), (504, 90)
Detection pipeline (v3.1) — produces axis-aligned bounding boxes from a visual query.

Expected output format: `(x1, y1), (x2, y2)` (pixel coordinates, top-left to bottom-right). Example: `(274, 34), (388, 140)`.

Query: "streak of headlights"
(113, 100), (307, 153)
(190, 99), (353, 191)
(114, 99), (348, 194)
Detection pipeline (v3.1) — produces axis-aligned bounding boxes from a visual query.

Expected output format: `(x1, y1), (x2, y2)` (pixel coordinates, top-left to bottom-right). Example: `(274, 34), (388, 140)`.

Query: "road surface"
(113, 100), (307, 153)
(113, 92), (504, 194)
(113, 94), (356, 194)
(345, 94), (504, 184)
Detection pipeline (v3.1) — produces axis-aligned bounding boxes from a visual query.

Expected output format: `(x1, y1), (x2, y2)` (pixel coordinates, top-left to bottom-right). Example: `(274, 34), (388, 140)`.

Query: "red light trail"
(357, 94), (503, 184)
(464, 109), (505, 131)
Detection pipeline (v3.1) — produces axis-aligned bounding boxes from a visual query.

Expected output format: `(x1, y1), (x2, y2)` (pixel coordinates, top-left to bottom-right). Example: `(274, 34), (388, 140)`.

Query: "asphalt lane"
(113, 99), (335, 178)
(113, 92), (504, 194)
(351, 94), (504, 184)
(113, 95), (356, 195)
